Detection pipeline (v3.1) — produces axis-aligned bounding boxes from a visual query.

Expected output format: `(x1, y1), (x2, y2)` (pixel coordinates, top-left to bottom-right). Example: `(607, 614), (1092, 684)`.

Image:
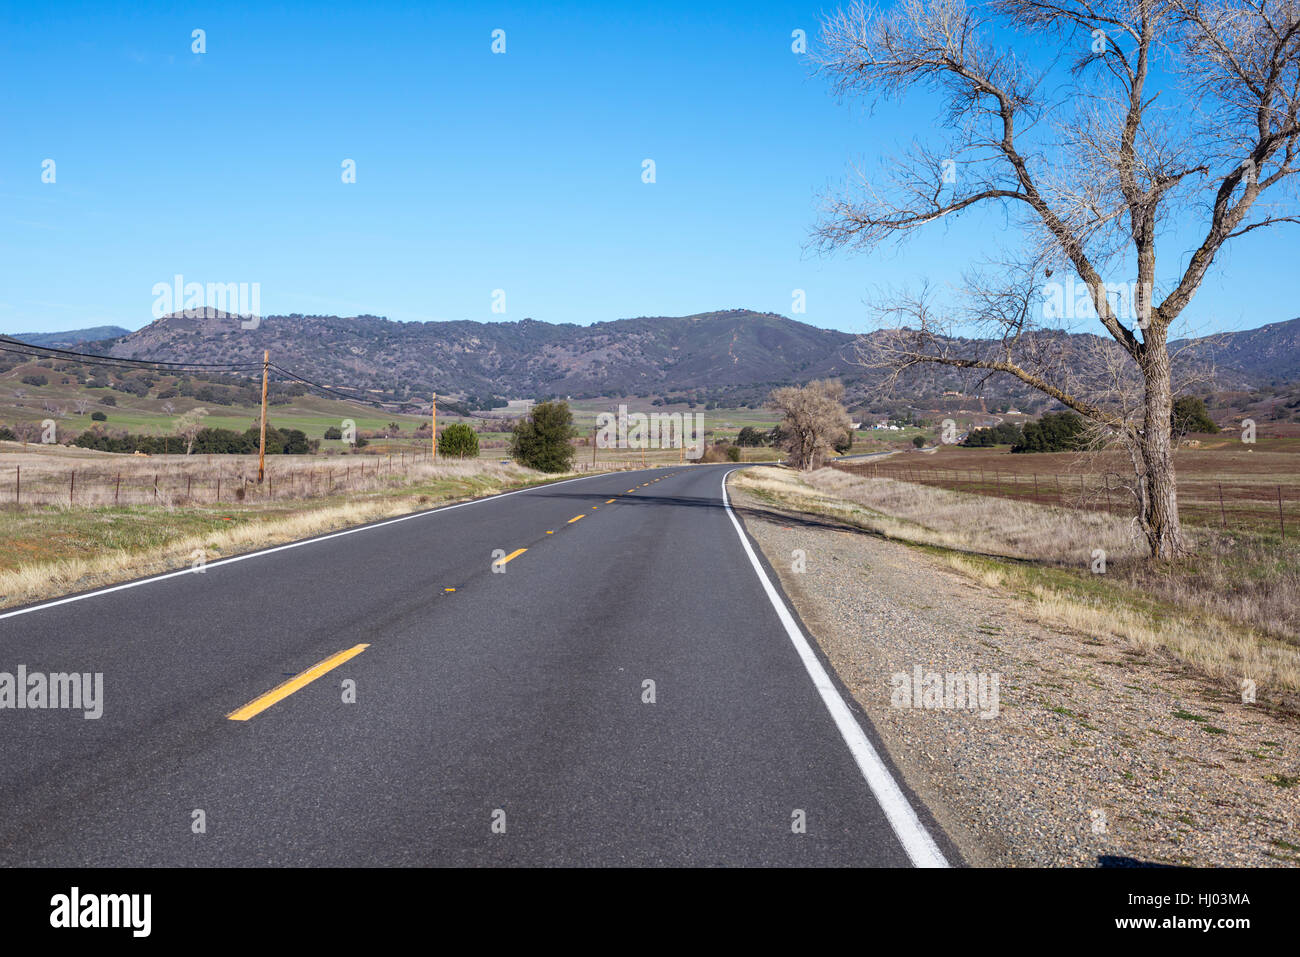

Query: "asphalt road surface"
(0, 464), (952, 866)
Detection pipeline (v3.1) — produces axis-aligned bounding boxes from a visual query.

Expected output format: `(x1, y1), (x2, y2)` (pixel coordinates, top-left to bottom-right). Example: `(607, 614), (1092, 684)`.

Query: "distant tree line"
(963, 398), (1218, 454)
(72, 425), (316, 455)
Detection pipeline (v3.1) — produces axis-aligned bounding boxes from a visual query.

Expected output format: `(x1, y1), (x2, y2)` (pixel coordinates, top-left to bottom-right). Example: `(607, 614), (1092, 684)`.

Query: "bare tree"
(176, 407), (209, 455)
(769, 379), (854, 469)
(74, 398), (89, 416)
(814, 0), (1299, 560)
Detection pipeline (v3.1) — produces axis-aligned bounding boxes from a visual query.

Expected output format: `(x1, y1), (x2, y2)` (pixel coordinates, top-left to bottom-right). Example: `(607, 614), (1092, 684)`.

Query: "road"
(0, 464), (951, 866)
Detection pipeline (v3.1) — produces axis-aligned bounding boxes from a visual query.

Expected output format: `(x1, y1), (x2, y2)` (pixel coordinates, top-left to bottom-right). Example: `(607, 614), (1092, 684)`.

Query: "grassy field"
(839, 429), (1300, 538)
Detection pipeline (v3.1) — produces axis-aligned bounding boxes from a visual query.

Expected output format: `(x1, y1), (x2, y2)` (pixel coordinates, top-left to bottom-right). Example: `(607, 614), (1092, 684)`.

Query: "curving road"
(0, 464), (951, 866)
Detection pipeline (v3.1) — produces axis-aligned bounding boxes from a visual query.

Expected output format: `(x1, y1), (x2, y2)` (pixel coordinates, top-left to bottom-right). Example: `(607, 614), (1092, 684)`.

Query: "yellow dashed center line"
(228, 644), (369, 721)
(567, 514), (585, 524)
(605, 499), (616, 504)
(494, 547), (527, 569)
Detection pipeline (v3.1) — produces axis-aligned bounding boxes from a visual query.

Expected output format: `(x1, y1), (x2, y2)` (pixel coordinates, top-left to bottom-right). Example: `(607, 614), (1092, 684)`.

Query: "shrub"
(912, 434), (926, 448)
(323, 425), (343, 440)
(725, 445), (742, 462)
(1012, 411), (1088, 453)
(21, 374), (47, 387)
(1172, 396), (1219, 435)
(91, 411), (107, 421)
(439, 422), (479, 459)
(962, 422), (1024, 447)
(510, 401), (576, 473)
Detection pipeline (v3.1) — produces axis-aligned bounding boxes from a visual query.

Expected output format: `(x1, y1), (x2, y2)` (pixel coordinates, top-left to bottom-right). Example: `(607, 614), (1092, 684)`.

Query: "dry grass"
(0, 457), (567, 610)
(942, 554), (1300, 699)
(731, 465), (1300, 700)
(799, 466), (1147, 564)
(0, 442), (542, 507)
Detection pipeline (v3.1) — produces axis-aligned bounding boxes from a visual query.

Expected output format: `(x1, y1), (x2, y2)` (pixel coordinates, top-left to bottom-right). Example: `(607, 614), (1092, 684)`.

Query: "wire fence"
(0, 448), (652, 509)
(834, 459), (1295, 537)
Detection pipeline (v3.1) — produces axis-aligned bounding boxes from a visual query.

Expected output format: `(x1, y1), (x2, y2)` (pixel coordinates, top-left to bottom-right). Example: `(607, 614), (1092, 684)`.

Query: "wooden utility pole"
(431, 393), (437, 461)
(591, 426), (597, 468)
(257, 350), (269, 483)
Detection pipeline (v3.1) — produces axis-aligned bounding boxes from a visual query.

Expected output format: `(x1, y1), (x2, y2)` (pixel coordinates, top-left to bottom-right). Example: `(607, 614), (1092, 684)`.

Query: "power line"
(1, 336), (413, 414)
(268, 363), (411, 412)
(0, 336), (262, 372)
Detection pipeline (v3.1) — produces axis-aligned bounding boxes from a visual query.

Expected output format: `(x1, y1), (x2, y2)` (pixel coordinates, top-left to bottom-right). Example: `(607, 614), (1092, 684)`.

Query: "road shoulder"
(727, 469), (1300, 867)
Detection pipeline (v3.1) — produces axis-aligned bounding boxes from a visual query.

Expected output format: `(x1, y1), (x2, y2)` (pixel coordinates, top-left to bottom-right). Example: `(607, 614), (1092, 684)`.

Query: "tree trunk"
(1139, 338), (1188, 561)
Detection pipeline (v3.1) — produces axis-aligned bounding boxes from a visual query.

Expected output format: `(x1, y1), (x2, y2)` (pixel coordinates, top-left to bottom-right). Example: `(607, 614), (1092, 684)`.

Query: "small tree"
(1172, 396), (1219, 435)
(176, 407), (208, 455)
(439, 422), (480, 459)
(912, 434), (927, 449)
(768, 380), (853, 470)
(511, 401), (576, 473)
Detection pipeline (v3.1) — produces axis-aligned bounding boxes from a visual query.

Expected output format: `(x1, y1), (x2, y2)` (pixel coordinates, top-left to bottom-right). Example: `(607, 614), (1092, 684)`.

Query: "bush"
(962, 422), (1024, 447)
(1172, 396), (1219, 434)
(912, 434), (927, 448)
(0, 427), (15, 441)
(91, 411), (107, 421)
(439, 422), (479, 459)
(725, 445), (742, 462)
(1011, 411), (1088, 453)
(323, 425), (342, 440)
(510, 401), (576, 473)
(99, 395), (117, 406)
(21, 374), (47, 387)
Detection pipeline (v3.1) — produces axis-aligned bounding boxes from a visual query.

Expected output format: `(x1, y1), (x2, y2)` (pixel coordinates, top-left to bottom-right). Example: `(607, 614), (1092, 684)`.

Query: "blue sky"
(1, 0), (1294, 337)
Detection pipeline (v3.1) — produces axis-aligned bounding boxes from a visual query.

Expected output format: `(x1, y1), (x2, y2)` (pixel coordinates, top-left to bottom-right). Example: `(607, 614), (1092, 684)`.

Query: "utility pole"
(591, 426), (597, 468)
(257, 350), (269, 483)
(431, 392), (437, 461)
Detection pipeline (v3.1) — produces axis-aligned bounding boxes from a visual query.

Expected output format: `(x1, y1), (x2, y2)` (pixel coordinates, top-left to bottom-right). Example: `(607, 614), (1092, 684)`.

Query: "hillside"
(9, 325), (132, 348)
(103, 309), (859, 405)
(10, 310), (1297, 415)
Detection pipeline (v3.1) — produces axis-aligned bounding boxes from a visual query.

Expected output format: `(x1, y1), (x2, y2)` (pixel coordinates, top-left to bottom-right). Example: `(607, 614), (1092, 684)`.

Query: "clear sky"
(1, 0), (1294, 337)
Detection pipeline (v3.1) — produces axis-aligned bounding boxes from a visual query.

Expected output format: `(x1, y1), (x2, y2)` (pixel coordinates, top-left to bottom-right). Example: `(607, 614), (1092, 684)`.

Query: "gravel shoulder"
(729, 471), (1300, 867)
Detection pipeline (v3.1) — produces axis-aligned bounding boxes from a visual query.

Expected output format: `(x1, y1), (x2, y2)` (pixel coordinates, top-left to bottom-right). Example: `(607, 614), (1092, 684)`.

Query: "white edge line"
(0, 470), (615, 623)
(720, 467), (949, 869)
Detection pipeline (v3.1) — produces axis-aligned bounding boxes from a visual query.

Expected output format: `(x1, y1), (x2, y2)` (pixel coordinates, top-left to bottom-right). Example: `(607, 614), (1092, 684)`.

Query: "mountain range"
(9, 311), (1299, 413)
